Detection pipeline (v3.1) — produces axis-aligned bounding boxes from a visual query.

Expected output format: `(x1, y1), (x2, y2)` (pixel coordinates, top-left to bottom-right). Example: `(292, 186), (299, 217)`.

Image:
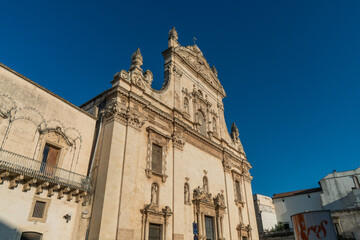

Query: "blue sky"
(1, 0), (359, 197)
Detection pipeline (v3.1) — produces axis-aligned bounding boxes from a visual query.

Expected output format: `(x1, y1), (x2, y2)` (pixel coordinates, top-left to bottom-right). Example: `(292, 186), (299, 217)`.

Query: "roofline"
(0, 63), (97, 120)
(273, 187), (322, 199)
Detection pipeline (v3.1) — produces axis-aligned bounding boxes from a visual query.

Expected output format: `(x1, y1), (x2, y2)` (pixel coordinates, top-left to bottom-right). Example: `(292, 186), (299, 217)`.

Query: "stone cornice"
(38, 127), (73, 146)
(146, 126), (171, 140)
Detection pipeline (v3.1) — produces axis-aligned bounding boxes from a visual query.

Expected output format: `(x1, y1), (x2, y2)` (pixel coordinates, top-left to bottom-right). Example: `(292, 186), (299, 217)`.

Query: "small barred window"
(32, 201), (46, 218)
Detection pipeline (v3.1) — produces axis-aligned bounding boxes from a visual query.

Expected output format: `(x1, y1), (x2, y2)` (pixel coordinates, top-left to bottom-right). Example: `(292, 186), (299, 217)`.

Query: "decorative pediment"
(174, 45), (226, 96)
(38, 127), (73, 146)
(193, 186), (212, 202)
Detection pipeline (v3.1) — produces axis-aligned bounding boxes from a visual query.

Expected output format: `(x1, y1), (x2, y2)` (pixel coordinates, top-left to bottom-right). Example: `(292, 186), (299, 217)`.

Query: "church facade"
(0, 28), (258, 240)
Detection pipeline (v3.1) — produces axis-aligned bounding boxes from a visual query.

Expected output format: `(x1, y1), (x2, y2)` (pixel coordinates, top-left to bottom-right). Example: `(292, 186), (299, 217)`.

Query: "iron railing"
(0, 148), (90, 191)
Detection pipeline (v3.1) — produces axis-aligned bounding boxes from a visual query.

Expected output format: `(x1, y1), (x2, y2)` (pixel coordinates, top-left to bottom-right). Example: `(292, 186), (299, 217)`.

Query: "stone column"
(197, 212), (202, 236)
(202, 213), (206, 238)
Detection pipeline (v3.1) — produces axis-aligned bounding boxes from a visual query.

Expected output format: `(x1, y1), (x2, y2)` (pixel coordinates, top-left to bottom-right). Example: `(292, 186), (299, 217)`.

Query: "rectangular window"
(151, 143), (162, 173)
(41, 144), (60, 175)
(235, 180), (241, 201)
(205, 216), (214, 240)
(149, 223), (162, 240)
(28, 197), (50, 223)
(32, 201), (46, 218)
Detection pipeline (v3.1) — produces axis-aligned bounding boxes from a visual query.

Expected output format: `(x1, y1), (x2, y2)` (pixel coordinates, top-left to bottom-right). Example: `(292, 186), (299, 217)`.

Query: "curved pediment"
(174, 45), (226, 97)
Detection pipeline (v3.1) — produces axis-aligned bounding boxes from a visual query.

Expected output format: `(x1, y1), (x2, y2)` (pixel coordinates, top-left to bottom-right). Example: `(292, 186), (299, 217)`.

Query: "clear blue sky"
(1, 0), (359, 197)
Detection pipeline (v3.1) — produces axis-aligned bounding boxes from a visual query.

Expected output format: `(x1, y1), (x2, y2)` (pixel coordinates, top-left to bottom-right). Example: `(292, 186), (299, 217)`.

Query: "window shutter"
(47, 146), (60, 166)
(151, 144), (162, 173)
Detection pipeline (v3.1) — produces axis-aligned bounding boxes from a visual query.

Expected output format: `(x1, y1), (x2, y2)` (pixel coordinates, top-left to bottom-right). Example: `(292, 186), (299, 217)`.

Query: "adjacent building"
(0, 28), (259, 240)
(319, 167), (360, 239)
(253, 194), (277, 232)
(254, 167), (360, 240)
(272, 187), (323, 229)
(0, 64), (96, 239)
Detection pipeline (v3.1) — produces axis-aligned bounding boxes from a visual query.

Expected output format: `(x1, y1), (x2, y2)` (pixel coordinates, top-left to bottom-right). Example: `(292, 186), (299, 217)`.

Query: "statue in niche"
(184, 97), (189, 113)
(213, 117), (217, 132)
(203, 176), (209, 193)
(151, 183), (158, 205)
(184, 183), (190, 204)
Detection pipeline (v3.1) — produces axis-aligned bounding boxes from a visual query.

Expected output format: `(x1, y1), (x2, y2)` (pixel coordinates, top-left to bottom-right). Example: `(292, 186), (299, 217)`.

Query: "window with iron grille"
(151, 143), (162, 173)
(28, 197), (50, 223)
(32, 201), (46, 218)
(149, 223), (162, 240)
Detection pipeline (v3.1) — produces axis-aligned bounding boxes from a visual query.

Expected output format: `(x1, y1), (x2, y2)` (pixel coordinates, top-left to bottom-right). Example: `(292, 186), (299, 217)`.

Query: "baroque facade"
(0, 28), (258, 240)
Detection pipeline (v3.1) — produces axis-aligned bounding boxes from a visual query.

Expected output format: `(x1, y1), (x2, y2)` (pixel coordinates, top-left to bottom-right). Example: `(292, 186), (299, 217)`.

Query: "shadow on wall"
(322, 195), (350, 211)
(0, 218), (19, 240)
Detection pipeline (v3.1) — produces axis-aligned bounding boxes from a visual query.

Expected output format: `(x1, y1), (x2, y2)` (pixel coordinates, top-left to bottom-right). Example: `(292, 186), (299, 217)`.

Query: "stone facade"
(0, 28), (258, 240)
(83, 28), (258, 240)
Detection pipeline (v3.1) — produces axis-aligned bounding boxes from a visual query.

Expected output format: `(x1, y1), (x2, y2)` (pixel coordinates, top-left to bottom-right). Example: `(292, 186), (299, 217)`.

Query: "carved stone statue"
(193, 186), (212, 202)
(203, 176), (208, 193)
(144, 70), (153, 85)
(214, 193), (225, 208)
(168, 27), (178, 41)
(231, 122), (240, 143)
(130, 48), (143, 70)
(183, 97), (189, 113)
(211, 66), (218, 77)
(151, 184), (158, 205)
(184, 183), (190, 204)
(212, 117), (217, 132)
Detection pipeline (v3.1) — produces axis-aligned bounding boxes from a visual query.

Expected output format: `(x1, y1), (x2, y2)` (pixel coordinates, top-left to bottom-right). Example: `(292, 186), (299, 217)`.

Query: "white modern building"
(272, 187), (323, 229)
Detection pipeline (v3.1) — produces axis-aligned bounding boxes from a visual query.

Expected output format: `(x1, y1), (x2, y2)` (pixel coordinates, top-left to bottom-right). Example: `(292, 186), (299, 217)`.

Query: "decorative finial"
(169, 27), (178, 41)
(231, 122), (240, 142)
(130, 48), (143, 70)
(193, 37), (197, 45)
(211, 66), (218, 77)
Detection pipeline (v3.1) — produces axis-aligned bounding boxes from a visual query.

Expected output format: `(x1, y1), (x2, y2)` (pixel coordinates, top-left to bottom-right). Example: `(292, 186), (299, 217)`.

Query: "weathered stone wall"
(332, 209), (360, 239)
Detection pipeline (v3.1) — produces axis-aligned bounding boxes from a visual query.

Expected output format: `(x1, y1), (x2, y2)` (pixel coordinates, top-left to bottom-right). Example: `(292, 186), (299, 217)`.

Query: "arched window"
(198, 111), (206, 135)
(184, 97), (189, 114)
(151, 183), (159, 206)
(184, 183), (190, 204)
(21, 232), (43, 240)
(203, 176), (209, 193)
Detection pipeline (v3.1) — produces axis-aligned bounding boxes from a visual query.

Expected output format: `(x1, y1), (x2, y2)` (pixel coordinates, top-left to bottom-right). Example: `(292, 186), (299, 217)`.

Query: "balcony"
(0, 148), (90, 200)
